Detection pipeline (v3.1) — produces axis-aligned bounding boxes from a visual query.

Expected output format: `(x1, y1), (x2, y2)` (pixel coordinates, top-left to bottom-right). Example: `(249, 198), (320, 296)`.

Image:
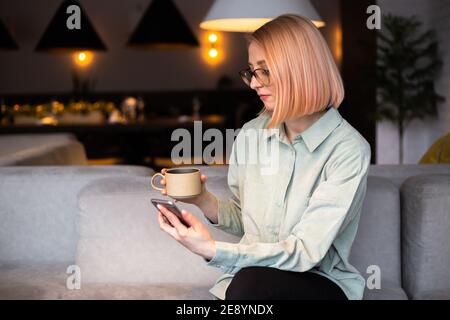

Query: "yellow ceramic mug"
(151, 168), (201, 199)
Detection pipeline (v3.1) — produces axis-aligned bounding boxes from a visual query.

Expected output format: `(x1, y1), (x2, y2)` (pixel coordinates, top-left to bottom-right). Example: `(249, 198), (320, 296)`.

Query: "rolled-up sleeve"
(207, 142), (371, 275)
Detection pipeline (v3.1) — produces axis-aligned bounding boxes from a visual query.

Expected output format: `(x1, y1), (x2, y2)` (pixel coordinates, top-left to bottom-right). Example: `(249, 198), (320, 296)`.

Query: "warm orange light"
(208, 48), (218, 58)
(334, 26), (343, 69)
(202, 32), (224, 66)
(208, 33), (218, 43)
(73, 51), (93, 67)
(200, 18), (324, 32)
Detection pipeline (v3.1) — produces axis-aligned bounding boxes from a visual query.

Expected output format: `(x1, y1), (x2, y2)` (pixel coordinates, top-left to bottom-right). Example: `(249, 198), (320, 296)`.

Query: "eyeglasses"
(239, 68), (271, 87)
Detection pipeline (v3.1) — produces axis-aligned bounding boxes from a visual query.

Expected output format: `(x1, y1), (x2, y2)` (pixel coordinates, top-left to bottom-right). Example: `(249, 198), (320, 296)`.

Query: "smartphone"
(151, 198), (190, 227)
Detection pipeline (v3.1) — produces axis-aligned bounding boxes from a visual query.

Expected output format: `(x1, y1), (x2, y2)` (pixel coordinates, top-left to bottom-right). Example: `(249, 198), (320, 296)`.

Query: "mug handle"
(150, 173), (165, 191)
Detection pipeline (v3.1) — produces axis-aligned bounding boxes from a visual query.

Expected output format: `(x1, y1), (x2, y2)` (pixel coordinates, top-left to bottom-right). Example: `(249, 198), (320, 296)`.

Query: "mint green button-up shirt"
(206, 106), (371, 300)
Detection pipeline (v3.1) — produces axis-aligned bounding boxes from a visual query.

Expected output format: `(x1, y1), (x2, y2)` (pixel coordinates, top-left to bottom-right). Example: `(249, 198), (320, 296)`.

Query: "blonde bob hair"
(247, 14), (344, 129)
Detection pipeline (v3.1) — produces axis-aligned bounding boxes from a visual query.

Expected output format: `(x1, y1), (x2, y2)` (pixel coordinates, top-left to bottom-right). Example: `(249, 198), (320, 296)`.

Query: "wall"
(376, 0), (450, 164)
(431, 1), (450, 140)
(0, 0), (340, 95)
(0, 0), (247, 94)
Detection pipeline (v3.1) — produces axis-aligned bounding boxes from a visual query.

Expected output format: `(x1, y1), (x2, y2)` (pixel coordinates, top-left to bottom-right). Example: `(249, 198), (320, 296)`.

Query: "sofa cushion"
(413, 289), (450, 300)
(0, 134), (87, 166)
(77, 174), (406, 299)
(363, 281), (408, 300)
(0, 262), (210, 299)
(0, 166), (154, 263)
(76, 175), (239, 290)
(348, 176), (404, 298)
(401, 174), (450, 300)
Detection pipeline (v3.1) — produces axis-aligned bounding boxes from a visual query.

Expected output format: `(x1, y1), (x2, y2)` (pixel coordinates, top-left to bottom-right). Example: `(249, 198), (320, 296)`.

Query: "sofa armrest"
(0, 165), (154, 263)
(0, 134), (88, 166)
(401, 174), (450, 300)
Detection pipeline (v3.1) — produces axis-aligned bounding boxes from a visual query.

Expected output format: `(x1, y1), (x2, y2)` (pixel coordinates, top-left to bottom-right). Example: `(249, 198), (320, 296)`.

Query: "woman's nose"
(249, 75), (263, 90)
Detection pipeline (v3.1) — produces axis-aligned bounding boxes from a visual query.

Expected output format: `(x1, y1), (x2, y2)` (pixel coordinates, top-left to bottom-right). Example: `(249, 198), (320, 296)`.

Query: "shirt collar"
(264, 106), (343, 153)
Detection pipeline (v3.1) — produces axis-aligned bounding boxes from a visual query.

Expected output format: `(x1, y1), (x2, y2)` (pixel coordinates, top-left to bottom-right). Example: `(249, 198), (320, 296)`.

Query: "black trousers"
(225, 267), (348, 300)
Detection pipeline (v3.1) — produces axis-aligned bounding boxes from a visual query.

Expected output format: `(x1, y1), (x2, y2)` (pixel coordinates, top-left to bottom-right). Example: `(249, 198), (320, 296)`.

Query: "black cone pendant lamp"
(35, 0), (106, 52)
(0, 19), (18, 50)
(127, 0), (199, 49)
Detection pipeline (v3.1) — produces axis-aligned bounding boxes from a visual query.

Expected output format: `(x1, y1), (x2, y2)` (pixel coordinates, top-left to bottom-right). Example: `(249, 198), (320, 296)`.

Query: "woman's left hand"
(157, 204), (216, 261)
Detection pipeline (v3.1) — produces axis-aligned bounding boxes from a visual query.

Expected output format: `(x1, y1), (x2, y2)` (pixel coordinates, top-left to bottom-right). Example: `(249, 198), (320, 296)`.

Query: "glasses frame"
(239, 67), (271, 87)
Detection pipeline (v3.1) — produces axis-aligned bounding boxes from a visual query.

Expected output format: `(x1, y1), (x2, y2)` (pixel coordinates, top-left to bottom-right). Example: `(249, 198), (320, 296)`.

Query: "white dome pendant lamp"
(200, 0), (325, 32)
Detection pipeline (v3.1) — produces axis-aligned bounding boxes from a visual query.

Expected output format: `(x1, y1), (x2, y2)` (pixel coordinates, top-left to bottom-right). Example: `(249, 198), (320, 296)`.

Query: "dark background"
(1, 0), (448, 166)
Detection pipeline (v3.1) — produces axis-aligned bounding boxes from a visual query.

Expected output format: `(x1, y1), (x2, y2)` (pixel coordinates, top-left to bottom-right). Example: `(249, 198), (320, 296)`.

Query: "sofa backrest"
(349, 176), (402, 288)
(188, 164), (450, 188)
(368, 164), (450, 188)
(75, 173), (403, 290)
(76, 175), (239, 286)
(0, 166), (153, 263)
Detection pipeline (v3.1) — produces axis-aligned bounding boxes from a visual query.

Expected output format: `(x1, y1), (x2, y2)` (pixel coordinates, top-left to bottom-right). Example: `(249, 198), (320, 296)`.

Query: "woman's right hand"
(159, 168), (210, 207)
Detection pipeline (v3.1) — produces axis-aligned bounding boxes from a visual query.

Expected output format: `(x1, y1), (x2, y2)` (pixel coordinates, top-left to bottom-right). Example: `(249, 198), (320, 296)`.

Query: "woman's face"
(248, 42), (275, 111)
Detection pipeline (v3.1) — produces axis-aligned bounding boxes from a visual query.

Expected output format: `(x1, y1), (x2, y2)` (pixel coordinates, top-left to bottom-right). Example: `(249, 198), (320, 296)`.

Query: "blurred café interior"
(0, 0), (449, 169)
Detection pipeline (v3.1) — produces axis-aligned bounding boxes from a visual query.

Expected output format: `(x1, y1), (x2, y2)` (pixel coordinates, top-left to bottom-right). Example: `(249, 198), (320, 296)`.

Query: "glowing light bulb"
(78, 52), (86, 61)
(208, 33), (218, 43)
(73, 51), (93, 67)
(208, 48), (218, 58)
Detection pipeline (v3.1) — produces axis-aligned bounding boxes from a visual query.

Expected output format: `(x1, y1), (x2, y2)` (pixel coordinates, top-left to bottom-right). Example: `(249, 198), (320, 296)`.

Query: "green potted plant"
(376, 14), (445, 164)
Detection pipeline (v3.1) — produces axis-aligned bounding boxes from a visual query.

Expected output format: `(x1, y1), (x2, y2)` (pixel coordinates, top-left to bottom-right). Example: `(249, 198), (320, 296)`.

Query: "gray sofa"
(0, 165), (154, 299)
(0, 164), (449, 300)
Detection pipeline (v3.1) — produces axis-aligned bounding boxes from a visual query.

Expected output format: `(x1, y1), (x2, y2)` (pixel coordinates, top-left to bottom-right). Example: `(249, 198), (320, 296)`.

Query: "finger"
(180, 210), (201, 230)
(161, 212), (171, 226)
(157, 211), (167, 228)
(161, 189), (167, 195)
(157, 204), (188, 234)
(158, 212), (172, 232)
(161, 179), (166, 185)
(158, 212), (179, 238)
(161, 168), (168, 175)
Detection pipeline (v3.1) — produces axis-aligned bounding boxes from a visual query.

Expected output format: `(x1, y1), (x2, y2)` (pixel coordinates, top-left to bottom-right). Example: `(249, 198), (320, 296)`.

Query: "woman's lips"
(259, 95), (271, 101)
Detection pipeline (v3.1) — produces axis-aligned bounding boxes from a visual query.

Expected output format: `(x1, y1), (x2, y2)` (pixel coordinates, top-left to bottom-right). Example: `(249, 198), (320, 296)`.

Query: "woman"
(156, 14), (371, 300)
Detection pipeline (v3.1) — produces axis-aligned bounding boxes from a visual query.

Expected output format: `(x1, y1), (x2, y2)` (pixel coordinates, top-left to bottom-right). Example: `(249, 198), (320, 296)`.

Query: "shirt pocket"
(242, 178), (273, 235)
